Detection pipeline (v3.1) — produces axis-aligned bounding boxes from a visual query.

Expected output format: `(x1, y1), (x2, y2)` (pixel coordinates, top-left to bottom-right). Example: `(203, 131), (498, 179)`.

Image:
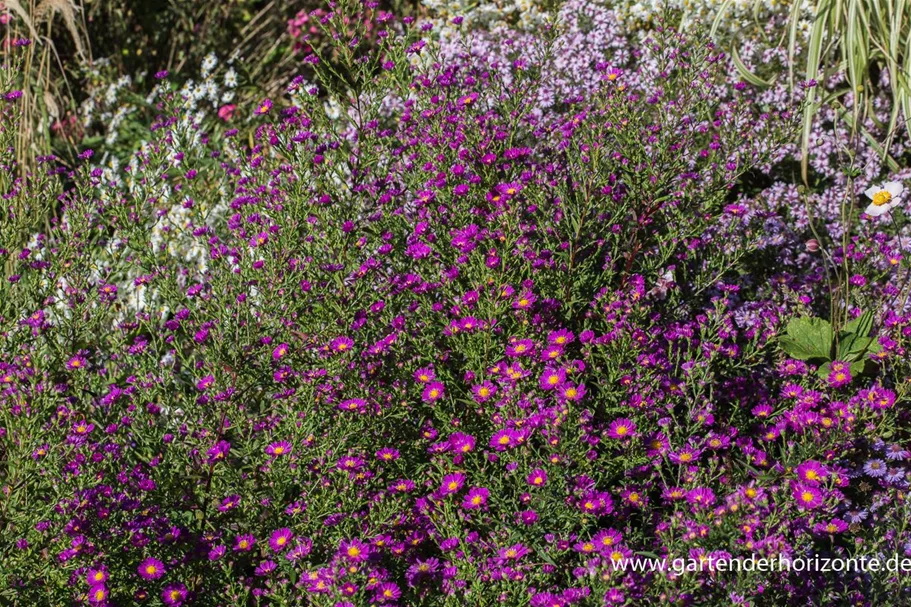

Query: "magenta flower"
(827, 360), (852, 388)
(793, 483), (824, 510)
(559, 382), (586, 402)
(272, 343), (289, 360)
(506, 338), (535, 357)
(440, 472), (465, 495)
(138, 557), (165, 580)
(66, 355), (87, 370)
(795, 460), (827, 485)
(413, 367), (436, 383)
(207, 440), (231, 464)
(196, 374), (215, 391)
(421, 381), (445, 403)
(538, 367), (566, 390)
(607, 418), (636, 439)
(86, 568), (108, 586)
(269, 528), (293, 552)
(448, 432), (476, 453)
(527, 469), (547, 487)
(265, 440), (291, 457)
(162, 583), (188, 606)
(497, 543), (529, 561)
(233, 534), (256, 551)
(87, 585), (109, 605)
(375, 447), (400, 461)
(330, 336), (354, 353)
(338, 398), (366, 413)
(814, 519), (849, 535)
(254, 98), (273, 115)
(374, 582), (402, 603)
(338, 538), (370, 563)
(462, 486), (489, 510)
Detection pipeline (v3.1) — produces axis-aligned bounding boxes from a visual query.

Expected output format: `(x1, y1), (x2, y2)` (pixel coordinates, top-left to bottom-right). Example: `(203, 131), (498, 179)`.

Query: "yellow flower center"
(873, 190), (892, 206)
(347, 546), (361, 557)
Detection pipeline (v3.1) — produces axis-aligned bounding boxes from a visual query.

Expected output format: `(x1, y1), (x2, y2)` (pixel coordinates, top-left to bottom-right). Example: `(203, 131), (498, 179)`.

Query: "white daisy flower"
(201, 53), (218, 75)
(864, 181), (904, 217)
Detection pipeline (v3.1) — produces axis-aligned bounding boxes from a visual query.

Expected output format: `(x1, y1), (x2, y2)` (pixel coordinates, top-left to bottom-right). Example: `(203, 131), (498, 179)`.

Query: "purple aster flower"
(234, 534), (256, 552)
(527, 469), (547, 487)
(162, 583), (188, 606)
(255, 559), (278, 576)
(330, 336), (354, 353)
(538, 368), (566, 390)
(86, 568), (108, 586)
(863, 459), (887, 478)
(814, 519), (848, 535)
(795, 460), (827, 485)
(207, 440), (231, 464)
(607, 418), (636, 440)
(138, 557), (165, 580)
(462, 486), (489, 510)
(375, 448), (400, 461)
(338, 538), (370, 563)
(421, 381), (445, 403)
(558, 382), (585, 402)
(265, 441), (291, 457)
(254, 98), (273, 115)
(87, 585), (109, 605)
(374, 582), (402, 603)
(440, 472), (465, 495)
(448, 432), (476, 454)
(66, 355), (87, 370)
(792, 484), (824, 510)
(269, 528), (293, 552)
(272, 343), (289, 360)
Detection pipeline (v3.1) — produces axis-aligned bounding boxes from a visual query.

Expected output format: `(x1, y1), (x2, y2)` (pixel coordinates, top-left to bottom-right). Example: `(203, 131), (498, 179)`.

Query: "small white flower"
(201, 53), (218, 75)
(864, 181), (904, 217)
(224, 68), (237, 88)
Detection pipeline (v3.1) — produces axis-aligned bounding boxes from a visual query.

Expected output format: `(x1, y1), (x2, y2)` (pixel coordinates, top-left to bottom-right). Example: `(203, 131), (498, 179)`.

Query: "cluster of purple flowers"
(1, 2), (910, 606)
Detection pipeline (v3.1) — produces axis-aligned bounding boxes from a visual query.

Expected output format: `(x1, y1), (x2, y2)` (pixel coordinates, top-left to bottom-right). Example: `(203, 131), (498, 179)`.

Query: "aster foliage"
(2, 2), (911, 607)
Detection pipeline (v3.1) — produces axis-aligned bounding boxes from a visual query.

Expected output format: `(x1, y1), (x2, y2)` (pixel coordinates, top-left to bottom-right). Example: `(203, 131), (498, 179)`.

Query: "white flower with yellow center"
(863, 181), (904, 217)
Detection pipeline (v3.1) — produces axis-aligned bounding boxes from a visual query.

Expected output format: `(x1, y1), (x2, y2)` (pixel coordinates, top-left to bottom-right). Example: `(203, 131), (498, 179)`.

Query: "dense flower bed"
(2, 2), (911, 606)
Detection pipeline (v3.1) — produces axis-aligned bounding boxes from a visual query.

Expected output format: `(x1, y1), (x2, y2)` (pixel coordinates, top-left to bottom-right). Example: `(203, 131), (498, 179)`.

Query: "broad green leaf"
(843, 310), (873, 337)
(779, 316), (834, 361)
(837, 335), (874, 362)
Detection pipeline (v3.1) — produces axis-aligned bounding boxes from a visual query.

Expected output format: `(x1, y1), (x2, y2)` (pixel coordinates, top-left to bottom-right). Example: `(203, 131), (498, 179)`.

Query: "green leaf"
(779, 316), (834, 361)
(837, 335), (874, 362)
(837, 311), (876, 361)
(843, 310), (873, 337)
